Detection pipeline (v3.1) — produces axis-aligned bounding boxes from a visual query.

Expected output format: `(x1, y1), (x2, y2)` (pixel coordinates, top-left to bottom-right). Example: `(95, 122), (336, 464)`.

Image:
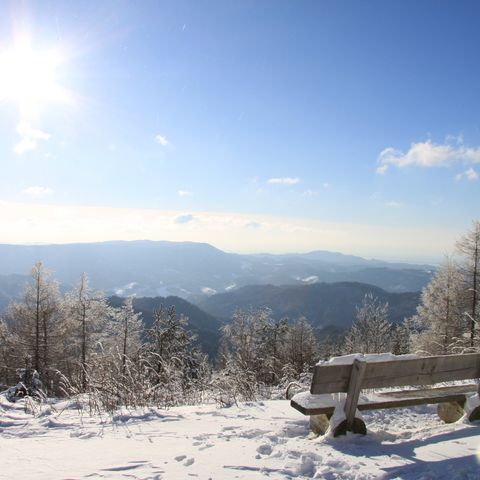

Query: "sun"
(0, 38), (70, 118)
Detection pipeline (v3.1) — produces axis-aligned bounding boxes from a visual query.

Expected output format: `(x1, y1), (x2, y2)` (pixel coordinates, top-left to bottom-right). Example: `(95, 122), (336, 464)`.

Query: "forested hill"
(197, 282), (420, 329)
(108, 295), (223, 357)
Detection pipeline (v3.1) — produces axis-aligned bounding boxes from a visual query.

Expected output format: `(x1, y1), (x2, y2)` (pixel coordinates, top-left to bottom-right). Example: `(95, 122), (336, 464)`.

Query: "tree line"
(0, 264), (320, 408)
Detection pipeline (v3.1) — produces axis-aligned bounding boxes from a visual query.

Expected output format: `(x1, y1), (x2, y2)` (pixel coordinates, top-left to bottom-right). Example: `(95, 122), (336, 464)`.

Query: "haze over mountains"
(0, 240), (433, 303)
(0, 240), (429, 355)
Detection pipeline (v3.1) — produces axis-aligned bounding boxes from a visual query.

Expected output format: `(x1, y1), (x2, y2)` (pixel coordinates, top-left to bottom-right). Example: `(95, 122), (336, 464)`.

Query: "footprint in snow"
(198, 443), (214, 451)
(256, 444), (273, 456)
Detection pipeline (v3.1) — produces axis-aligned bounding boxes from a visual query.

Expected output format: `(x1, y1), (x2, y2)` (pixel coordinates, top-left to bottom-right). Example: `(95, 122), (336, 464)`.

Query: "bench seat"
(291, 383), (478, 416)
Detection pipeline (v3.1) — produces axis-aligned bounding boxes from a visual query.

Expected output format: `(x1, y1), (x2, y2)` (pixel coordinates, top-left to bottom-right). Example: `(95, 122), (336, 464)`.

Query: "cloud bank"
(377, 139), (480, 174)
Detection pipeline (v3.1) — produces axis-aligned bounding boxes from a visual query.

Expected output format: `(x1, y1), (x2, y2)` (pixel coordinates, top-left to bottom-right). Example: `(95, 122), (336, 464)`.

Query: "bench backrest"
(310, 353), (480, 394)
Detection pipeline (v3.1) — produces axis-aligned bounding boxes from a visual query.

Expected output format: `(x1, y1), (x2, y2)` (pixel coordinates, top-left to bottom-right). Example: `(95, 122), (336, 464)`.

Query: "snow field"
(1, 394), (480, 479)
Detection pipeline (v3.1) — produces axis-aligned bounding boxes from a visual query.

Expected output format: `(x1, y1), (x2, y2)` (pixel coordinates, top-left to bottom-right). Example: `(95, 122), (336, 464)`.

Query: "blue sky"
(0, 0), (479, 261)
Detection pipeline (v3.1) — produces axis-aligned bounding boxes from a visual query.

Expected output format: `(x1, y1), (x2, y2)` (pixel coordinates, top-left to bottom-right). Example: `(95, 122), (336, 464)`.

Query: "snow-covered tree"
(411, 259), (467, 355)
(144, 304), (206, 404)
(113, 297), (143, 376)
(0, 317), (17, 386)
(343, 294), (392, 354)
(9, 262), (63, 389)
(283, 317), (318, 375)
(63, 273), (111, 389)
(391, 317), (416, 355)
(220, 308), (265, 376)
(456, 220), (480, 349)
(255, 316), (289, 384)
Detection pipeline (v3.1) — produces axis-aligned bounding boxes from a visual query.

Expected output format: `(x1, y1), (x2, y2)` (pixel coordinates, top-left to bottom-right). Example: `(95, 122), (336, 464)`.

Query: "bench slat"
(310, 364), (351, 394)
(292, 384), (478, 416)
(310, 354), (480, 394)
(362, 354), (480, 389)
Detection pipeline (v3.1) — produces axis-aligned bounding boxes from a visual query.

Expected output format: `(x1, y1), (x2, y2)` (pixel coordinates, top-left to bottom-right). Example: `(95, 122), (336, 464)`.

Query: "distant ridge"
(0, 240), (433, 302)
(197, 282), (420, 329)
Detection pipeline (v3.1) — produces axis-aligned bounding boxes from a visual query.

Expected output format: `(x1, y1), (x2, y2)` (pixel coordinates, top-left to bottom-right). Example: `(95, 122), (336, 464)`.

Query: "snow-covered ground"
(1, 394), (479, 479)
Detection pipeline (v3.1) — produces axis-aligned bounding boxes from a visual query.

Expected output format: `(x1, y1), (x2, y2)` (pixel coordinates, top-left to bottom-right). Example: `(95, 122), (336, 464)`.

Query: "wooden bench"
(291, 353), (480, 436)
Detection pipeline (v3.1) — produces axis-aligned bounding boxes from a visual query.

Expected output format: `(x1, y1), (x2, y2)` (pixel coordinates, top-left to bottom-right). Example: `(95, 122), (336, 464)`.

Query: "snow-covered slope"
(1, 394), (479, 479)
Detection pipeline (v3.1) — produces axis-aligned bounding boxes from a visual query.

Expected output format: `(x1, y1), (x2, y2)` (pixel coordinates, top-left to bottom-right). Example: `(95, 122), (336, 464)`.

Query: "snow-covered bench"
(291, 353), (480, 436)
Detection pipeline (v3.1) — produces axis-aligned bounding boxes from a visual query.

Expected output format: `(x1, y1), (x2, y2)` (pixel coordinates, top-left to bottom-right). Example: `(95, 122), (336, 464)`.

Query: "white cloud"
(376, 164), (389, 175)
(455, 167), (479, 182)
(174, 213), (194, 224)
(302, 189), (319, 197)
(267, 177), (300, 185)
(155, 134), (169, 147)
(22, 186), (54, 197)
(466, 168), (479, 181)
(178, 190), (192, 197)
(385, 201), (403, 208)
(14, 137), (37, 154)
(376, 140), (480, 174)
(14, 121), (51, 154)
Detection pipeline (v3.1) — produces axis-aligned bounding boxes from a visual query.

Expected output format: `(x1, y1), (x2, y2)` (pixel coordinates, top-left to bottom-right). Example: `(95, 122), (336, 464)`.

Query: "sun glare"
(0, 38), (69, 117)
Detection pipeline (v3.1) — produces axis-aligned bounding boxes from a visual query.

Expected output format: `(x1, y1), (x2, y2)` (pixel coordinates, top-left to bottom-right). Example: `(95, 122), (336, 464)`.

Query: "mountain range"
(0, 241), (433, 304)
(0, 241), (427, 354)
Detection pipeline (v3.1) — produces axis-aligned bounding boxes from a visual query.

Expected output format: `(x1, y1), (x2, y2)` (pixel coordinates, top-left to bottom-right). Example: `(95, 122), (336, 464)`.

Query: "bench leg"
(437, 401), (465, 424)
(333, 417), (367, 437)
(309, 414), (331, 436)
(468, 406), (480, 421)
(465, 393), (480, 422)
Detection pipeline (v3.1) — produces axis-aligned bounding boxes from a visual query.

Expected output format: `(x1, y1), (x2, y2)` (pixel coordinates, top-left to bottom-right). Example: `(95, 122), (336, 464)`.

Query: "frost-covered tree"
(216, 308), (275, 401)
(111, 297), (143, 376)
(391, 318), (416, 355)
(283, 317), (318, 375)
(456, 220), (480, 349)
(0, 317), (17, 386)
(9, 262), (63, 388)
(63, 273), (111, 389)
(146, 305), (195, 375)
(411, 259), (467, 355)
(220, 308), (264, 376)
(256, 316), (289, 384)
(219, 309), (318, 396)
(317, 333), (344, 361)
(144, 304), (207, 404)
(343, 294), (392, 354)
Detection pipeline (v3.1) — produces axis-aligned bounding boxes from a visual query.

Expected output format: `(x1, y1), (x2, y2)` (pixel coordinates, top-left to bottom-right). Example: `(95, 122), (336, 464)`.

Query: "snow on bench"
(291, 353), (480, 437)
